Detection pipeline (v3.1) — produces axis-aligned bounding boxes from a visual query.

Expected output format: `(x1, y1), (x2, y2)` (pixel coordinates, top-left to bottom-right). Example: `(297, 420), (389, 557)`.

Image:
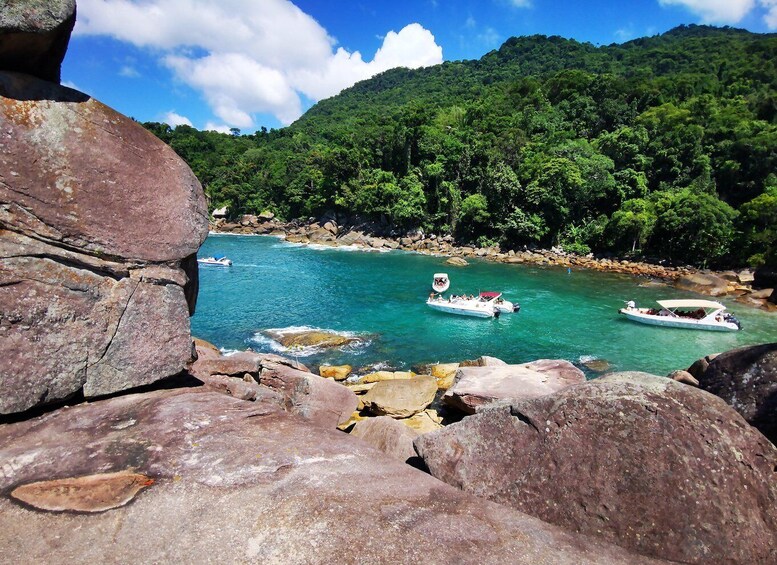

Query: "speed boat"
(619, 299), (741, 332)
(432, 273), (450, 293)
(427, 291), (519, 318)
(197, 255), (232, 267)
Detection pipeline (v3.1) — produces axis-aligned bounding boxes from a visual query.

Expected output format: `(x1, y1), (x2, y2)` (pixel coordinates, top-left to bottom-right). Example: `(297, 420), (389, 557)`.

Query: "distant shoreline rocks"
(209, 216), (775, 311)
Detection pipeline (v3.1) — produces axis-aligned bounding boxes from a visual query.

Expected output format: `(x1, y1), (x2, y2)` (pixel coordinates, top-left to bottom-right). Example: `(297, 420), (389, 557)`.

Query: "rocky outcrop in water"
(0, 388), (664, 564)
(691, 342), (777, 444)
(416, 372), (777, 565)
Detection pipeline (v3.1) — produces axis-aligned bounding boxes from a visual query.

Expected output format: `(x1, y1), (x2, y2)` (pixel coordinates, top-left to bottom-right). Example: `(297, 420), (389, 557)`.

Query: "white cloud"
(162, 111), (192, 127)
(762, 0), (777, 28)
(204, 122), (233, 134)
(614, 26), (636, 42)
(508, 0), (532, 7)
(74, 0), (443, 128)
(657, 0), (755, 24)
(119, 65), (140, 78)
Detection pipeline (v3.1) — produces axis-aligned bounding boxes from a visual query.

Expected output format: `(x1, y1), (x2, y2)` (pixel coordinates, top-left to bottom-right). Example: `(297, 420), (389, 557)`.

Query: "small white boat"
(197, 255), (232, 267)
(619, 299), (742, 332)
(432, 273), (450, 293)
(427, 291), (519, 318)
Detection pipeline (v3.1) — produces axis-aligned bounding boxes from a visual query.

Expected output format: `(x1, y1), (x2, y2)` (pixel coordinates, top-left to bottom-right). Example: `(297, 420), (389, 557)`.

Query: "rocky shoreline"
(2, 7), (775, 564)
(211, 213), (777, 311)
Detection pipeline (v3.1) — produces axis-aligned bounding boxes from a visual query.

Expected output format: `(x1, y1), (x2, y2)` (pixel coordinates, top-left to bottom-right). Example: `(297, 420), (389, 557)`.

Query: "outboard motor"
(513, 304), (521, 313)
(724, 313), (743, 330)
(493, 307), (501, 318)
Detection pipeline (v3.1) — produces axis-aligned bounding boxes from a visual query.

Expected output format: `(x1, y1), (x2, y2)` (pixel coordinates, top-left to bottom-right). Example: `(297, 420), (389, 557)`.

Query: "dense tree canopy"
(143, 25), (777, 268)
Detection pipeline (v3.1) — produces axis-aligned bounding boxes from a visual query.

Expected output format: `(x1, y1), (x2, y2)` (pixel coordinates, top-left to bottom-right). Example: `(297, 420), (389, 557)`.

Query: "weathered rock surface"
(443, 360), (585, 414)
(264, 328), (361, 349)
(0, 72), (208, 262)
(0, 0), (76, 83)
(318, 364), (351, 380)
(361, 376), (438, 418)
(692, 342), (777, 444)
(0, 72), (208, 414)
(417, 372), (777, 565)
(189, 349), (355, 428)
(0, 389), (663, 564)
(259, 361), (359, 428)
(674, 272), (729, 296)
(350, 416), (419, 463)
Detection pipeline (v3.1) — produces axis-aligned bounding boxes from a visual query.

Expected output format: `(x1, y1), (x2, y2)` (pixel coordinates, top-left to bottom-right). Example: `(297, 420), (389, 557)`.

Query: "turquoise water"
(192, 234), (777, 376)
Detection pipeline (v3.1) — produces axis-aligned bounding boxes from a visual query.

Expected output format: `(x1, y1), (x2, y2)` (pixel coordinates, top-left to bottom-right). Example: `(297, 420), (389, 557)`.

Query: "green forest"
(143, 25), (777, 268)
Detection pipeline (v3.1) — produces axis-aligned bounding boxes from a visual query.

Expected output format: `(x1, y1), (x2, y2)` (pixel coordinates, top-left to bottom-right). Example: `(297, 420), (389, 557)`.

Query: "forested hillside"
(143, 25), (777, 268)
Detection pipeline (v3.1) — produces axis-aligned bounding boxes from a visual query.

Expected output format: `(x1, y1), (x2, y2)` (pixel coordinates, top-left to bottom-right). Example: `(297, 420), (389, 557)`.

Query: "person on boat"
(626, 300), (636, 309)
(429, 292), (436, 301)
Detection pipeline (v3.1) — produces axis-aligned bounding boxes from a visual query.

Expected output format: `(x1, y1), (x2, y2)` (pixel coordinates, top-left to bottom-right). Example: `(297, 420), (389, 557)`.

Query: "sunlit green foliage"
(143, 25), (777, 267)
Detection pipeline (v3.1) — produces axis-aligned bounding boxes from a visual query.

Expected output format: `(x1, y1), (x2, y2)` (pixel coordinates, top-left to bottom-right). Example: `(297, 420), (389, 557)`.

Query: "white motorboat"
(197, 255), (232, 267)
(427, 291), (519, 318)
(432, 273), (450, 293)
(619, 299), (742, 332)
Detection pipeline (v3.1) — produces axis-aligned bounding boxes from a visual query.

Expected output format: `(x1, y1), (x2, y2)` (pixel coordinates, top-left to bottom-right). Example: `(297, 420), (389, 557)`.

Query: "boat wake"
(248, 325), (373, 357)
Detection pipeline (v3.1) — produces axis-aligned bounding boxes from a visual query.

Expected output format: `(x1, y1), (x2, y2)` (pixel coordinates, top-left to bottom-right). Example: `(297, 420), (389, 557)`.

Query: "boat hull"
(618, 309), (739, 332)
(427, 300), (496, 318)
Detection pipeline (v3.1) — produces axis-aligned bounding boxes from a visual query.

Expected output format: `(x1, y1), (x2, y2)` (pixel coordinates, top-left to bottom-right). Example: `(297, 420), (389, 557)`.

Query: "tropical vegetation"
(143, 25), (777, 268)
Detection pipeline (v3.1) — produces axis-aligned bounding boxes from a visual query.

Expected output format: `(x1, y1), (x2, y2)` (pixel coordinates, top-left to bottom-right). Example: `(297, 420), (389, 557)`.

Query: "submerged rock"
(264, 329), (361, 349)
(417, 372), (777, 564)
(0, 389), (661, 564)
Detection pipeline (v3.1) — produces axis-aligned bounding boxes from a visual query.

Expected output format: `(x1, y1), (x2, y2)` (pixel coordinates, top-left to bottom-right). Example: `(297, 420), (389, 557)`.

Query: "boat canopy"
(433, 273), (448, 279)
(479, 291), (502, 299)
(657, 299), (726, 310)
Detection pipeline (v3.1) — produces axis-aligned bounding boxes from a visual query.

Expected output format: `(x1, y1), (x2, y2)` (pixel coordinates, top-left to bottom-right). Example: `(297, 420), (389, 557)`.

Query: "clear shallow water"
(192, 234), (777, 376)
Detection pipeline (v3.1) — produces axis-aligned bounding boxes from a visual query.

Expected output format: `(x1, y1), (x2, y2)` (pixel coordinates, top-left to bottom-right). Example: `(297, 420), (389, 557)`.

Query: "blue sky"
(62, 0), (777, 133)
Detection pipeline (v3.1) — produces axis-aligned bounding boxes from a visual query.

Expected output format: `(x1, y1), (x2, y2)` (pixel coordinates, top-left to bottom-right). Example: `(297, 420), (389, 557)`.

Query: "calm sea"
(192, 234), (777, 376)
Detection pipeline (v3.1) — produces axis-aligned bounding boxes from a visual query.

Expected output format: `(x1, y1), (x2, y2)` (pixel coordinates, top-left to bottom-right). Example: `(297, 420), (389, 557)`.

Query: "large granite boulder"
(0, 0), (75, 83)
(416, 373), (777, 565)
(189, 349), (354, 429)
(692, 343), (777, 444)
(0, 72), (208, 414)
(443, 360), (585, 414)
(674, 272), (729, 296)
(0, 389), (663, 564)
(361, 376), (438, 418)
(349, 416), (419, 464)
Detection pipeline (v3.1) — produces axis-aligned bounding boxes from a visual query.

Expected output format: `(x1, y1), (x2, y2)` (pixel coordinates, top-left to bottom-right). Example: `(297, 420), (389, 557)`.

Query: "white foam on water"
(249, 326), (372, 358)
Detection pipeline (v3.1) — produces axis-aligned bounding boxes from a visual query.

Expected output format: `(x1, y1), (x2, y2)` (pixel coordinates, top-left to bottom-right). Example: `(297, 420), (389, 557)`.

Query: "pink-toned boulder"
(443, 360), (585, 414)
(259, 360), (358, 428)
(350, 416), (420, 464)
(0, 71), (208, 414)
(0, 0), (75, 83)
(361, 376), (438, 418)
(418, 373), (777, 564)
(0, 389), (663, 564)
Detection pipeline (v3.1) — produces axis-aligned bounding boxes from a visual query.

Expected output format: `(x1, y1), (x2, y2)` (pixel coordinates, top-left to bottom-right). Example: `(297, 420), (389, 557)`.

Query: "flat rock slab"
(361, 376), (438, 418)
(419, 372), (777, 565)
(444, 361), (585, 414)
(0, 389), (664, 564)
(350, 416), (419, 463)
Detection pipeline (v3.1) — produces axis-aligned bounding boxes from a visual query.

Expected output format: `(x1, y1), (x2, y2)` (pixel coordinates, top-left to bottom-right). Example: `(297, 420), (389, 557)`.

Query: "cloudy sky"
(62, 0), (777, 133)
